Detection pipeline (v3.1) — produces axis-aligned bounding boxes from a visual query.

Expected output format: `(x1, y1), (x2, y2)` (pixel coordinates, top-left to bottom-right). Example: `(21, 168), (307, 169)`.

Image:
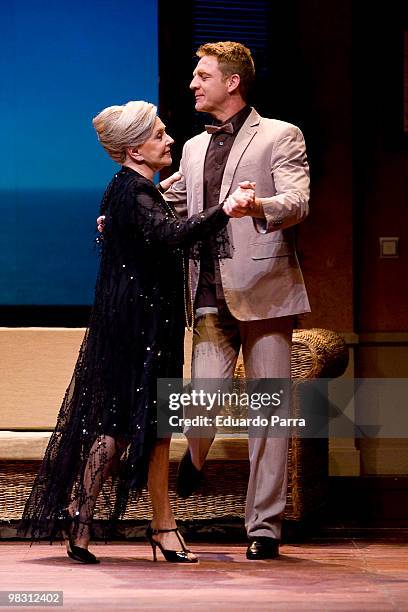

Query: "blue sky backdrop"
(0, 0), (158, 304)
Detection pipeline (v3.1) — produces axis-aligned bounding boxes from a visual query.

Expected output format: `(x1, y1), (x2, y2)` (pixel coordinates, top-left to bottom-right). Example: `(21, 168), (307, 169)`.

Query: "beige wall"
(0, 328), (85, 429)
(0, 328), (193, 430)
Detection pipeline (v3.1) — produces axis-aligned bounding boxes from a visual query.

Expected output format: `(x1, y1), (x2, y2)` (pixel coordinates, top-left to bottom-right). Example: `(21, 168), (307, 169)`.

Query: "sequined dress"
(19, 166), (229, 539)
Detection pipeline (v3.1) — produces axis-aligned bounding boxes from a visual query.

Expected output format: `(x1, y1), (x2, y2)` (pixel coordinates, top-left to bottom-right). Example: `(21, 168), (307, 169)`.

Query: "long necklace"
(158, 195), (194, 331)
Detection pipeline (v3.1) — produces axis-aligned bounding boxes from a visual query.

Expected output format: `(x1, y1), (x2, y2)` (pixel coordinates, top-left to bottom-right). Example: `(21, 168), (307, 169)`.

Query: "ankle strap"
(149, 526), (178, 534)
(147, 525), (188, 552)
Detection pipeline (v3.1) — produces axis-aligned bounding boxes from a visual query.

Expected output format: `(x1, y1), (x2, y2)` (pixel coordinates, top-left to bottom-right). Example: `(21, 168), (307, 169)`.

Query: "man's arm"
(160, 144), (189, 219)
(227, 126), (310, 233)
(157, 171), (183, 193)
(256, 126), (309, 233)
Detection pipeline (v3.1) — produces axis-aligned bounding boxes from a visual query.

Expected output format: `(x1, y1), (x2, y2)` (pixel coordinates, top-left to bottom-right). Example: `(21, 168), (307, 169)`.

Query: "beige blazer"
(164, 108), (311, 321)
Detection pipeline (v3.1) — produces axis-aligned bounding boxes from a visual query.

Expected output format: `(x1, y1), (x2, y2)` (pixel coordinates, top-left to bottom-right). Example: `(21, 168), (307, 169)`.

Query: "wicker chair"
(0, 328), (348, 527)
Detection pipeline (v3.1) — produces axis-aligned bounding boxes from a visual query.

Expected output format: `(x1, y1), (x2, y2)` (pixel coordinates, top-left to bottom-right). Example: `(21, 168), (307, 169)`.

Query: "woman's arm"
(129, 182), (229, 249)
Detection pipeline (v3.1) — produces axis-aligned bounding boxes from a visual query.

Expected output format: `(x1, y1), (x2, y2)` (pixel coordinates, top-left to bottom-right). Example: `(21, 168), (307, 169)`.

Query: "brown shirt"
(196, 105), (251, 310)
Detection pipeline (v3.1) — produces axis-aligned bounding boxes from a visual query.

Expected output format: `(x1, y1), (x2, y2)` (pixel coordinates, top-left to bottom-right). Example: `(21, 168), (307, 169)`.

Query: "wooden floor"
(1, 540), (407, 611)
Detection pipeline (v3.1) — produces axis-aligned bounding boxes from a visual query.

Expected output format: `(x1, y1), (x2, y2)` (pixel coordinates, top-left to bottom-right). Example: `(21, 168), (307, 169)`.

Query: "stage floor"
(1, 540), (407, 611)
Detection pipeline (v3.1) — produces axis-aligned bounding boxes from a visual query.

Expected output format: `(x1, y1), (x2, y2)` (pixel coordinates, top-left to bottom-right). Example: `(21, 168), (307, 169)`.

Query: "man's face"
(190, 55), (230, 115)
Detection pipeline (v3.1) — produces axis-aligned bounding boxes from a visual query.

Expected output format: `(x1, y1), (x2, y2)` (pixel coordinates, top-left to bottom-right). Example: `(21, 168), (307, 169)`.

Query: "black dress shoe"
(246, 537), (280, 560)
(66, 539), (100, 564)
(176, 449), (204, 498)
(57, 510), (99, 564)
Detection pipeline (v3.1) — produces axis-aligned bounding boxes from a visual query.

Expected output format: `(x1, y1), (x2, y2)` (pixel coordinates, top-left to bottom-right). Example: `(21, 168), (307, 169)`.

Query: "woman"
(19, 100), (237, 564)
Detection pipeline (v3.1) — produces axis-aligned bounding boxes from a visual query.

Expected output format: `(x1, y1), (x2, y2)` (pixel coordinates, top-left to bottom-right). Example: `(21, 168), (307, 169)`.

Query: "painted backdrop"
(0, 0), (158, 304)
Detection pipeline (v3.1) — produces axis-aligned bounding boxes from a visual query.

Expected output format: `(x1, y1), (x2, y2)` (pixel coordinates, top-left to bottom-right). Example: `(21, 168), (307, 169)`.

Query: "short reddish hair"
(196, 41), (255, 101)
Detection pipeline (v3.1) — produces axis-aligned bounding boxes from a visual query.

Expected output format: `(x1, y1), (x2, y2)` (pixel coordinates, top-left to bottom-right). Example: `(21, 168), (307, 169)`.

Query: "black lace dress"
(19, 166), (229, 539)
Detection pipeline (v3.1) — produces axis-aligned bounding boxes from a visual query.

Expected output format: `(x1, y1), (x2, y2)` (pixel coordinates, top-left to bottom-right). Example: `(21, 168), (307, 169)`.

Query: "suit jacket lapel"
(220, 108), (260, 203)
(192, 132), (211, 211)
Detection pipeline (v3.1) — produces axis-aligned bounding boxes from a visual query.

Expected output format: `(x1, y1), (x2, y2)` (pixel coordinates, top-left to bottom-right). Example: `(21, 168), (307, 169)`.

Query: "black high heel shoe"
(146, 524), (198, 563)
(57, 510), (99, 565)
(66, 533), (100, 565)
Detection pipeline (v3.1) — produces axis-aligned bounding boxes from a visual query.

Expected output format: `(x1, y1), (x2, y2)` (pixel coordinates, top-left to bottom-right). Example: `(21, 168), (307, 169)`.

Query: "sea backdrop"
(0, 189), (104, 305)
(0, 0), (158, 307)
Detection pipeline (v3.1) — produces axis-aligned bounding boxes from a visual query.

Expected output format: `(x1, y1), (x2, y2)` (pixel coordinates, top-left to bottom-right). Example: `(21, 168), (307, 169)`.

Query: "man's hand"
(97, 215), (105, 233)
(225, 181), (265, 219)
(158, 171), (183, 192)
(223, 181), (264, 219)
(223, 181), (255, 217)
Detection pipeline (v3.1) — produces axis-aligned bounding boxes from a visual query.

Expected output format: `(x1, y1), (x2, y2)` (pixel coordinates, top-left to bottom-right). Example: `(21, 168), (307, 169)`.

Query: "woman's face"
(137, 117), (174, 172)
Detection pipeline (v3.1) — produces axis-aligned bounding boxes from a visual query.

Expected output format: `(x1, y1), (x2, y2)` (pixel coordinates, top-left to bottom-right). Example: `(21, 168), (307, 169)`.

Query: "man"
(98, 41), (310, 559)
(163, 41), (310, 560)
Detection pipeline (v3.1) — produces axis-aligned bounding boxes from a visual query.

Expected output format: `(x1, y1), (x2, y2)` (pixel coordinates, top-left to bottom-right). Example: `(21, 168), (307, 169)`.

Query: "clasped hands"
(222, 181), (264, 219)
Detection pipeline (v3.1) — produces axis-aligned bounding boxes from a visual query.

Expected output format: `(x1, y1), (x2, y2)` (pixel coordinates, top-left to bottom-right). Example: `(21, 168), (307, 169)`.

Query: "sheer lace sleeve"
(124, 179), (230, 250)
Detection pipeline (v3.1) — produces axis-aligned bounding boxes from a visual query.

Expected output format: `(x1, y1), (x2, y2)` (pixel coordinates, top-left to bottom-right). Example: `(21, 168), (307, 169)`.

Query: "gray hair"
(92, 100), (157, 163)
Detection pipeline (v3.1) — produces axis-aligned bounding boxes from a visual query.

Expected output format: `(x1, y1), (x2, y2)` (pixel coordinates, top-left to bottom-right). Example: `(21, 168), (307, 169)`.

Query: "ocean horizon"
(0, 189), (104, 305)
